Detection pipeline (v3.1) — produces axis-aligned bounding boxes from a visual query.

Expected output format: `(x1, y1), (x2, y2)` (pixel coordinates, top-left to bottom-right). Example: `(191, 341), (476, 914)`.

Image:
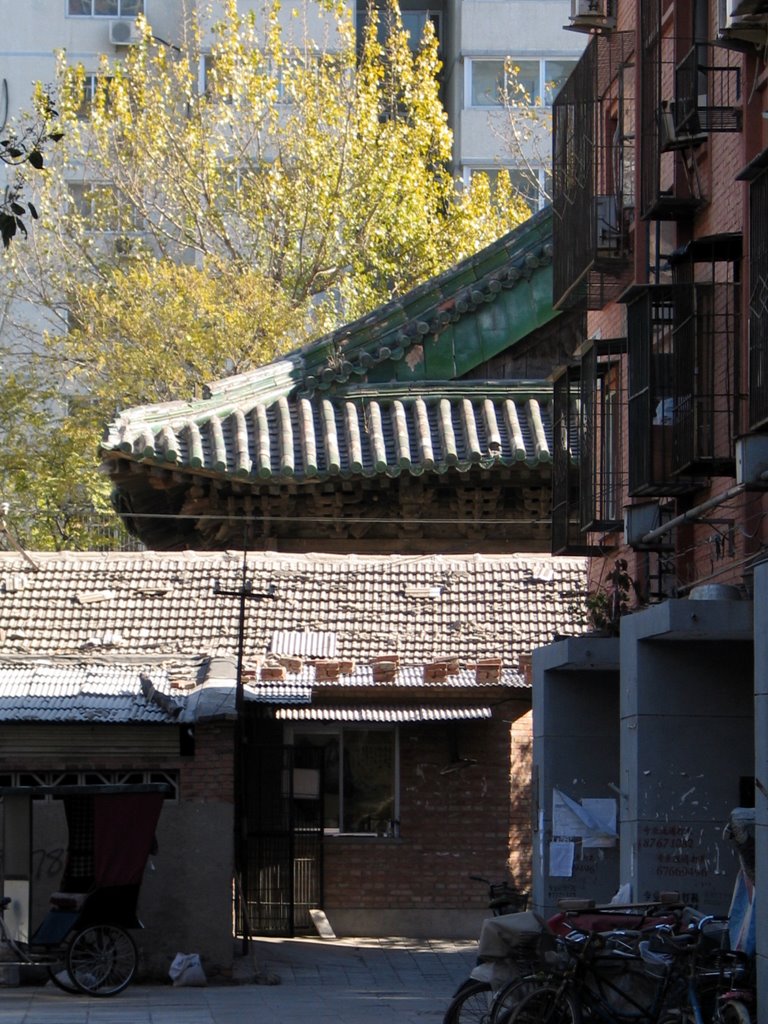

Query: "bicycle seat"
(49, 892), (88, 911)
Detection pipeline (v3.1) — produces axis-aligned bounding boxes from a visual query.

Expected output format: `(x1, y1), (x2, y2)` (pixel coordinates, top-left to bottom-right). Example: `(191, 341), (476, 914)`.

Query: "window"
(464, 166), (549, 211)
(68, 182), (144, 233)
(0, 769), (178, 800)
(76, 74), (113, 119)
(467, 57), (577, 107)
(68, 0), (143, 15)
(356, 5), (441, 52)
(291, 727), (397, 835)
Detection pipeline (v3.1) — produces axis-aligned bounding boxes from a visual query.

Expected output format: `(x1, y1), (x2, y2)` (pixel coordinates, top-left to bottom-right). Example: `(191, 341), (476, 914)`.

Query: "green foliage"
(0, 0), (529, 548)
(586, 559), (636, 634)
(0, 86), (62, 246)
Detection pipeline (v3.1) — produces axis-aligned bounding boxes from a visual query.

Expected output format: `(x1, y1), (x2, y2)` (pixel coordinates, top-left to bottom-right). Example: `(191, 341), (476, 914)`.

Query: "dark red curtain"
(93, 793), (165, 888)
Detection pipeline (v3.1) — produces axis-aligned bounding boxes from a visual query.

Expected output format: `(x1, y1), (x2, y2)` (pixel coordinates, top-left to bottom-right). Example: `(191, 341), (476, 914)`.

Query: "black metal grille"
(749, 169), (768, 429)
(552, 32), (634, 310)
(551, 366), (583, 554)
(673, 281), (739, 475)
(580, 339), (627, 533)
(628, 287), (692, 496)
(627, 279), (738, 496)
(674, 44), (742, 138)
(236, 734), (324, 938)
(639, 0), (703, 220)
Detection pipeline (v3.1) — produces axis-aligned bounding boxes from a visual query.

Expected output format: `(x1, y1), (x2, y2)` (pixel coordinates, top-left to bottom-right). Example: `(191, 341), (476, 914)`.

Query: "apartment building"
(0, 0), (585, 201)
(530, 0), (768, 1002)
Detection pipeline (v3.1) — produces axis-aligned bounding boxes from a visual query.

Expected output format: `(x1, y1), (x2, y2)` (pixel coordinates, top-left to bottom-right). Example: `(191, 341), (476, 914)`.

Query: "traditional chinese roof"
(99, 209), (568, 551)
(0, 549), (587, 723)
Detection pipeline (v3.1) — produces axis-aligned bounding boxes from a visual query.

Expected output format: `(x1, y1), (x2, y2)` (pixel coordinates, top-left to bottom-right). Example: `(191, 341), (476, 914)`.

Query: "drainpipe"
(641, 482), (748, 546)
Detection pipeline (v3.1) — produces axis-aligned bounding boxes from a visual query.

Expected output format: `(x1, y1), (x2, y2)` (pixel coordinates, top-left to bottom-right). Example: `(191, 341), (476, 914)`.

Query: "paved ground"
(0, 936), (478, 1023)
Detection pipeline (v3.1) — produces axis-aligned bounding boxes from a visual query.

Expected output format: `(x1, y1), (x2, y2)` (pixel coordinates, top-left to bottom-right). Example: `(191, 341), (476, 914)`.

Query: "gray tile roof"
(0, 661), (181, 723)
(0, 550), (587, 723)
(103, 384), (553, 483)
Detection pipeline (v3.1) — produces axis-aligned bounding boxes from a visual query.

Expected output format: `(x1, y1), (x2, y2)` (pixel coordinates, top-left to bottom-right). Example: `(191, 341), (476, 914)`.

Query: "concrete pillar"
(753, 562), (768, 1020)
(619, 599), (753, 911)
(531, 636), (620, 918)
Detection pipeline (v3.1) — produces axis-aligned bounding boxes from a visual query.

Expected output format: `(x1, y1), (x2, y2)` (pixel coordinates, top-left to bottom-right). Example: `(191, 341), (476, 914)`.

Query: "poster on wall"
(549, 789), (618, 875)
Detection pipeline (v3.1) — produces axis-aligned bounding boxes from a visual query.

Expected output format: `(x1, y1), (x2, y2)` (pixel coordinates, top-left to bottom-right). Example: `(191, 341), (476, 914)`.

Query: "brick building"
(0, 549), (585, 978)
(530, 0), (768, 1006)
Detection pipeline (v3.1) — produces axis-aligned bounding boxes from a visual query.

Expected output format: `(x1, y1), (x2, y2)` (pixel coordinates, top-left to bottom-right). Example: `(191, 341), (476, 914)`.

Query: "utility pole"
(214, 549), (275, 953)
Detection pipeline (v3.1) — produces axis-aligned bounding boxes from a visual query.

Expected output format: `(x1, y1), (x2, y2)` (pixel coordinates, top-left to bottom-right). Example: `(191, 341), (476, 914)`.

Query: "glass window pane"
(341, 730), (394, 834)
(544, 59), (577, 104)
(509, 168), (541, 210)
(119, 0), (144, 14)
(295, 732), (340, 830)
(509, 60), (540, 103)
(471, 61), (505, 106)
(94, 0), (119, 14)
(69, 0), (93, 13)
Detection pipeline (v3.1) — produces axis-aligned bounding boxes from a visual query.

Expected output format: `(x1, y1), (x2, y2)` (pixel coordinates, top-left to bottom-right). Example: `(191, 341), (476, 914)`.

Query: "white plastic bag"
(168, 952), (207, 987)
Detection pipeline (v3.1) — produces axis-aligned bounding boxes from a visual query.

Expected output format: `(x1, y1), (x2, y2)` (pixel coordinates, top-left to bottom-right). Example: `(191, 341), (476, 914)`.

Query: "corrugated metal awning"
(270, 631), (338, 657)
(275, 705), (493, 723)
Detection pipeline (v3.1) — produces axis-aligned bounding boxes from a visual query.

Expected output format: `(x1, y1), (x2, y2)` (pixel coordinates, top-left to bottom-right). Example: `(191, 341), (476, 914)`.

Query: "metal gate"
(236, 723), (323, 937)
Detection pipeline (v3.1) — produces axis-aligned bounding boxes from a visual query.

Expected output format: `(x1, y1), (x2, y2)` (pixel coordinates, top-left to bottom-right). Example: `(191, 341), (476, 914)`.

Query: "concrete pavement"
(0, 936), (478, 1023)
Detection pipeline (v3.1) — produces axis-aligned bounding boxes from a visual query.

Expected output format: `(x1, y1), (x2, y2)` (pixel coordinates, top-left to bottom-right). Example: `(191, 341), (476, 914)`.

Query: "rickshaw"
(0, 782), (167, 996)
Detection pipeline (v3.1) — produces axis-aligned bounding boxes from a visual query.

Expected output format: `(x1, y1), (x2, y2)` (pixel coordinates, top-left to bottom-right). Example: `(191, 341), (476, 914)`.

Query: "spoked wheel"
(507, 985), (581, 1024)
(47, 959), (80, 994)
(66, 924), (137, 996)
(490, 976), (548, 1024)
(443, 980), (494, 1024)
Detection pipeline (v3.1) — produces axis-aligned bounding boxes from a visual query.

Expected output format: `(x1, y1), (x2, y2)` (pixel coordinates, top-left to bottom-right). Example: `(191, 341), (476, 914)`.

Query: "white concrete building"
(0, 0), (585, 206)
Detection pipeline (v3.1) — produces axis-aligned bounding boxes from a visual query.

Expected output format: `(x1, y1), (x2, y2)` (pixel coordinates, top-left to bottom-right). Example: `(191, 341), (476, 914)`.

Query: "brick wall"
(323, 705), (532, 916)
(180, 722), (235, 803)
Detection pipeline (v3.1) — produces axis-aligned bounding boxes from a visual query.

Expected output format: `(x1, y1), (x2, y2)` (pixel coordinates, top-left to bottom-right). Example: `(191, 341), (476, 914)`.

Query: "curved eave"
(102, 388), (553, 486)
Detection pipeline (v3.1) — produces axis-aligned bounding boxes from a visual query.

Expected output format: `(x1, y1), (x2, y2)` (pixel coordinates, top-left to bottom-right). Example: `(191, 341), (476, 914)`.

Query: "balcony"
(551, 339), (626, 555)
(626, 276), (740, 496)
(639, 2), (706, 219)
(738, 152), (768, 429)
(552, 31), (635, 311)
(672, 44), (742, 140)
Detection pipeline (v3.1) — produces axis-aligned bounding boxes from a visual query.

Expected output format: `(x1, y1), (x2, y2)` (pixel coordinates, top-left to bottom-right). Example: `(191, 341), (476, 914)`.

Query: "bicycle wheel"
(66, 924), (137, 996)
(490, 975), (548, 1024)
(47, 960), (80, 994)
(443, 980), (494, 1024)
(506, 985), (581, 1024)
(716, 1002), (753, 1024)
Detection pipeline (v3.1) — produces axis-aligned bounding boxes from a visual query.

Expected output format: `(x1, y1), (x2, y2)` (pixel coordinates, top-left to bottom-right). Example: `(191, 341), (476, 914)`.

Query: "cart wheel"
(66, 924), (137, 996)
(47, 961), (79, 994)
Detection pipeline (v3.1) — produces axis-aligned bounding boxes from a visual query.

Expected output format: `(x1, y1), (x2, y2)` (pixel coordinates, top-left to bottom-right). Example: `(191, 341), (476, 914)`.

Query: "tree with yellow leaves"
(0, 0), (528, 548)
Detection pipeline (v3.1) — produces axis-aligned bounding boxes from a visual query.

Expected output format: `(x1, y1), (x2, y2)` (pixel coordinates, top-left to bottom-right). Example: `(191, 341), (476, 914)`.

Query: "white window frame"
(67, 0), (144, 16)
(465, 56), (578, 109)
(463, 164), (549, 211)
(68, 181), (145, 234)
(286, 724), (400, 837)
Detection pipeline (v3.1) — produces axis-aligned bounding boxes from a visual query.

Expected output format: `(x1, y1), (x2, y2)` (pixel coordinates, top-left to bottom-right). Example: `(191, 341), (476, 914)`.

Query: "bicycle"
(504, 913), (751, 1024)
(0, 782), (167, 997)
(442, 876), (531, 1024)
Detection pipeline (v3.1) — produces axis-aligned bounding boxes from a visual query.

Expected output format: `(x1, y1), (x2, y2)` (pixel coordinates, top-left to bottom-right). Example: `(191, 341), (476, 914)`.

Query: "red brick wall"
(323, 705), (532, 914)
(180, 722), (235, 803)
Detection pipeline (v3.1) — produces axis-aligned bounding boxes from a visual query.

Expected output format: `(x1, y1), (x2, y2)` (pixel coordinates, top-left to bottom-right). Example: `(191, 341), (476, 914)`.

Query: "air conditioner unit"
(658, 101), (707, 152)
(715, 0), (768, 48)
(731, 0), (768, 16)
(594, 195), (623, 256)
(109, 20), (141, 46)
(567, 0), (617, 32)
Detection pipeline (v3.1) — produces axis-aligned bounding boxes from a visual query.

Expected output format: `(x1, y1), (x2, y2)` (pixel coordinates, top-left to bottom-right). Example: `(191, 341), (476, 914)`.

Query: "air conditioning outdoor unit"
(567, 0), (617, 32)
(715, 0), (768, 48)
(730, 0), (768, 15)
(109, 20), (141, 46)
